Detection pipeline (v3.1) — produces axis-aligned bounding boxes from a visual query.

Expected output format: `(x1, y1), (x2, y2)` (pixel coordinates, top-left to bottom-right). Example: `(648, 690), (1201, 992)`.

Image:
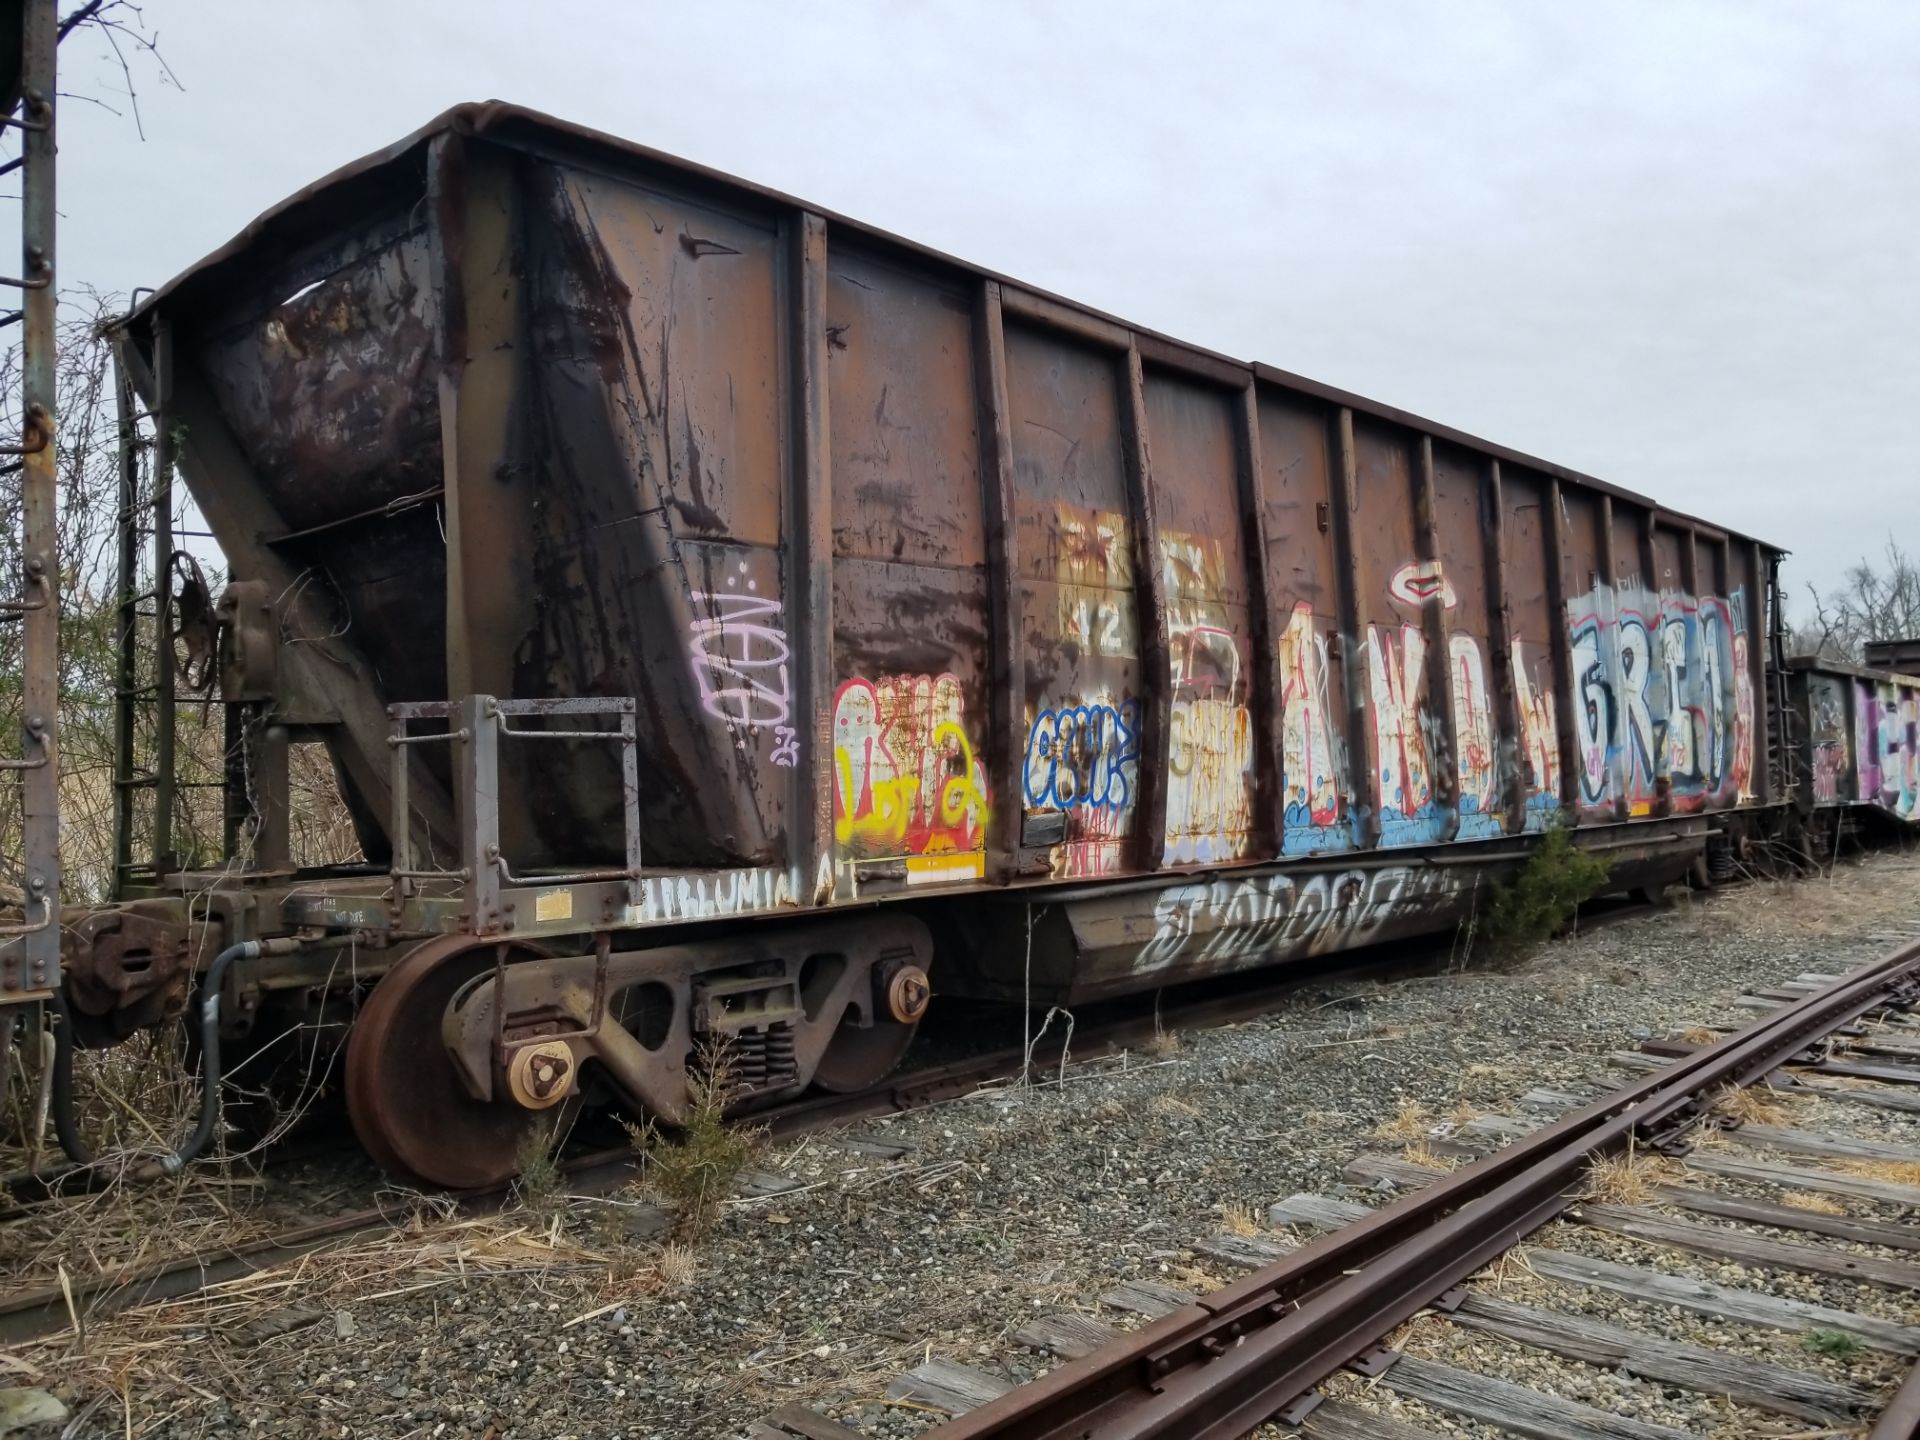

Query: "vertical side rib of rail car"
(1497, 466), (1560, 832)
(1429, 440), (1503, 841)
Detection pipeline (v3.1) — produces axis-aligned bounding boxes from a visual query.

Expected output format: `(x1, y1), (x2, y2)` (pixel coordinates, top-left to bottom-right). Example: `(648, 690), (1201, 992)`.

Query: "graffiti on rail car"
(1161, 531), (1254, 865)
(1855, 676), (1919, 820)
(1055, 505), (1136, 659)
(832, 673), (991, 886)
(1512, 640), (1562, 827)
(1133, 865), (1458, 974)
(1278, 602), (1349, 855)
(1564, 581), (1752, 816)
(687, 567), (796, 763)
(1024, 698), (1141, 813)
(1450, 632), (1501, 840)
(1807, 672), (1851, 806)
(632, 866), (800, 924)
(1366, 623), (1441, 845)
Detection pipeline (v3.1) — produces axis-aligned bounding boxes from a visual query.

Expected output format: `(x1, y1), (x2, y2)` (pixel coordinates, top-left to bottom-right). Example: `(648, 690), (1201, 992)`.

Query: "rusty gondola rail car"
(26, 98), (1886, 1189)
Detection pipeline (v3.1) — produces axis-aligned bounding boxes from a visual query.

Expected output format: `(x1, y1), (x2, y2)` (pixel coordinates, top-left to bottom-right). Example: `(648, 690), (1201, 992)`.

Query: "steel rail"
(923, 937), (1920, 1440)
(1872, 1354), (1920, 1440)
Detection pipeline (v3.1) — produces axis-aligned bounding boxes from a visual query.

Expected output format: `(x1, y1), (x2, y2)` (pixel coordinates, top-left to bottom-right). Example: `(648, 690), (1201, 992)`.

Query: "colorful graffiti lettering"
(1278, 603), (1347, 855)
(1166, 697), (1254, 863)
(1732, 626), (1755, 802)
(1023, 699), (1140, 813)
(1807, 672), (1849, 806)
(1366, 623), (1438, 845)
(832, 673), (989, 881)
(688, 566), (793, 741)
(1569, 603), (1614, 810)
(1856, 677), (1919, 820)
(1450, 634), (1500, 839)
(1162, 532), (1255, 865)
(1511, 640), (1561, 826)
(1566, 582), (1752, 815)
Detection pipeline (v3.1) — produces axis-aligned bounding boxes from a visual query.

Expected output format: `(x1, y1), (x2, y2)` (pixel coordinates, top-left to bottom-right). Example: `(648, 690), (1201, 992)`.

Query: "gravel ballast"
(11, 847), (1920, 1439)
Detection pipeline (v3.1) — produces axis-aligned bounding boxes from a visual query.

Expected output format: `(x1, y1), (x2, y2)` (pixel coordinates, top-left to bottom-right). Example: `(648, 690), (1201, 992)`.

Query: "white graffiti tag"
(688, 565), (793, 734)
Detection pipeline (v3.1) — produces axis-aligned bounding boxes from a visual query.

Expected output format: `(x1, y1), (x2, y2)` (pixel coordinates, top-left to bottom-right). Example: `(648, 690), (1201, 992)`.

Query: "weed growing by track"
(1802, 1328), (1865, 1358)
(512, 1125), (564, 1215)
(625, 1047), (763, 1240)
(1479, 829), (1613, 966)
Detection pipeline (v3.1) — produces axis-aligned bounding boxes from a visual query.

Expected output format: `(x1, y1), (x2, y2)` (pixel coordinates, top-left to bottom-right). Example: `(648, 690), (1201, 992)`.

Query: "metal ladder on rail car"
(107, 342), (255, 894)
(0, 0), (61, 1107)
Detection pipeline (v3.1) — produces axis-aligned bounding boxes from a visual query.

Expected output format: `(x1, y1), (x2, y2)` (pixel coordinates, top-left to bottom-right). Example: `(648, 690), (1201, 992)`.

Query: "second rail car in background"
(27, 101), (1887, 1188)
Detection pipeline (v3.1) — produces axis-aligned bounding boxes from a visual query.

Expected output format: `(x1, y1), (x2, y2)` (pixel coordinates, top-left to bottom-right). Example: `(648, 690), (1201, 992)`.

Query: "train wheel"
(345, 936), (542, 1191)
(810, 1012), (920, 1093)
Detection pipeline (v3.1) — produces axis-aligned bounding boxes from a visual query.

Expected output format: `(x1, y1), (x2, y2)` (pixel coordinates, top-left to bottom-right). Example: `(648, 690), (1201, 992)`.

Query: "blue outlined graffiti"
(1022, 697), (1142, 813)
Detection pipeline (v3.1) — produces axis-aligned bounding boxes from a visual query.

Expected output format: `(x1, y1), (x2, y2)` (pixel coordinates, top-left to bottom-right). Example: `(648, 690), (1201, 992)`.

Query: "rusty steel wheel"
(345, 936), (543, 1191)
(810, 1010), (920, 1094)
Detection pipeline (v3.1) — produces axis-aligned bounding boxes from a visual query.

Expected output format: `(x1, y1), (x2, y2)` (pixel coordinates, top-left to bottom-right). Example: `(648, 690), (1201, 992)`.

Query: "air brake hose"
(156, 933), (361, 1173)
(49, 988), (94, 1167)
(157, 938), (264, 1174)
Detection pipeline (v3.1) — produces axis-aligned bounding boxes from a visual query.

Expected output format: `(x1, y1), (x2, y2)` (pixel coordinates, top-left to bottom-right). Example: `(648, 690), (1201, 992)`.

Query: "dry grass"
(1373, 1099), (1429, 1143)
(1384, 1312), (1452, 1357)
(1219, 1201), (1261, 1238)
(1780, 1189), (1849, 1215)
(1713, 1084), (1800, 1127)
(1140, 1028), (1182, 1059)
(1581, 1147), (1669, 1205)
(1402, 1139), (1457, 1171)
(1678, 1025), (1723, 1047)
(1150, 1093), (1200, 1118)
(1838, 1157), (1920, 1186)
(12, 1210), (613, 1412)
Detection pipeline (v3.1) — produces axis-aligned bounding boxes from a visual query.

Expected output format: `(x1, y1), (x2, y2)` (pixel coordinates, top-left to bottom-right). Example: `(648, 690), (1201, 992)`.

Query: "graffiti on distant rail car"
(1162, 531), (1254, 864)
(1564, 581), (1753, 816)
(1133, 865), (1458, 974)
(1279, 602), (1348, 855)
(688, 568), (794, 755)
(832, 673), (990, 884)
(1856, 676), (1919, 820)
(1807, 672), (1850, 806)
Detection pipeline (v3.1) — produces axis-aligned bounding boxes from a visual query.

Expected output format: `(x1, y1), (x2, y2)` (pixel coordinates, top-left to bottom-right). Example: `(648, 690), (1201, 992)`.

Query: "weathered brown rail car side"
(62, 102), (1791, 1185)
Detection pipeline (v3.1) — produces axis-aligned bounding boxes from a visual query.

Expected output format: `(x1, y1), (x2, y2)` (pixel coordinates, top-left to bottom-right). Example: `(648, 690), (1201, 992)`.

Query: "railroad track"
(750, 930), (1920, 1440)
(0, 939), (1446, 1347)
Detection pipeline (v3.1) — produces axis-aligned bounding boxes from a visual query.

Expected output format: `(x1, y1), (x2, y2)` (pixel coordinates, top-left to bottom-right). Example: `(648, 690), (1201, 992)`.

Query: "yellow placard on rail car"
(535, 888), (574, 923)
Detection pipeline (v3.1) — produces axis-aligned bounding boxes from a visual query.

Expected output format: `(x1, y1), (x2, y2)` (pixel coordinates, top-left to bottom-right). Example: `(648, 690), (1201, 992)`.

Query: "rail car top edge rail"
(116, 99), (1778, 555)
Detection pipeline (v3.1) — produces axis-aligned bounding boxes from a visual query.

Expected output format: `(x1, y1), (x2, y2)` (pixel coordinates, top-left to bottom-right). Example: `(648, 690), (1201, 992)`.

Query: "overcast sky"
(50, 0), (1919, 612)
